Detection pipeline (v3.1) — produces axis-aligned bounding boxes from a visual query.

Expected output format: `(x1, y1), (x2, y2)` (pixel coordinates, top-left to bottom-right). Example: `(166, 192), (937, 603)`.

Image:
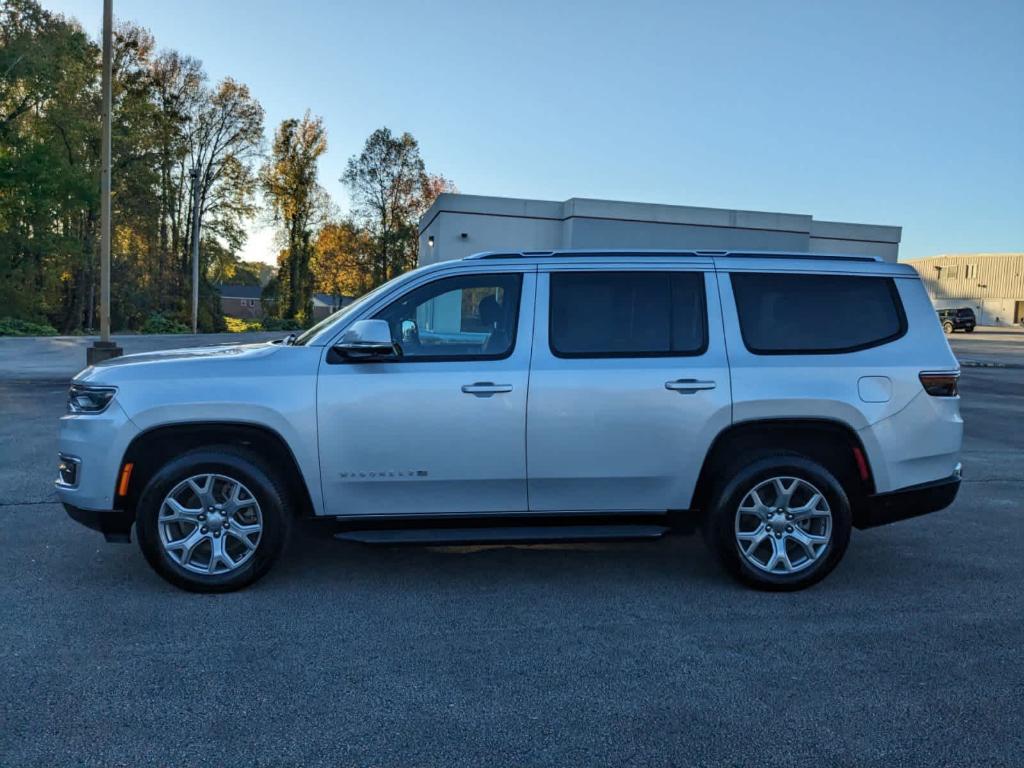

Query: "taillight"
(919, 371), (959, 397)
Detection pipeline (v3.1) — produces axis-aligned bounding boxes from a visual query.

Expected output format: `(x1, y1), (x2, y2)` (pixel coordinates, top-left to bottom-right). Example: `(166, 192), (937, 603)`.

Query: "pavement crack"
(0, 499), (58, 508)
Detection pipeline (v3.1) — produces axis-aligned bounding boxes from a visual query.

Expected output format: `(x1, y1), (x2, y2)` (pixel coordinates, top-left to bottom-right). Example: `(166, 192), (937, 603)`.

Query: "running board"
(334, 524), (669, 546)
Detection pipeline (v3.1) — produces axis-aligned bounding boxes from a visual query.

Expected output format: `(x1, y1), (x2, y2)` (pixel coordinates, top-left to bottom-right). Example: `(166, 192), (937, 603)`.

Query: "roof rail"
(464, 249), (882, 263)
(464, 250), (553, 260)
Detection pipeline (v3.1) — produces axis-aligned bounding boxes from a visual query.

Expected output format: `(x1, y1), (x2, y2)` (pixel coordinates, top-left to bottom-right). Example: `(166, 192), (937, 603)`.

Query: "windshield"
(291, 264), (437, 345)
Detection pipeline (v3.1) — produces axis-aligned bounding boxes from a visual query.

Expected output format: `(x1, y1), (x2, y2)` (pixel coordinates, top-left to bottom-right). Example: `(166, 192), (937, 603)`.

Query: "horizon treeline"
(0, 0), (453, 333)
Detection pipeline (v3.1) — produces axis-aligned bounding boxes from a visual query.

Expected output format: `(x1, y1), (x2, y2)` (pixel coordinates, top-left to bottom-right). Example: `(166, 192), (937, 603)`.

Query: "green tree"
(341, 127), (455, 287)
(0, 0), (266, 334)
(261, 112), (328, 323)
(1, 0), (99, 331)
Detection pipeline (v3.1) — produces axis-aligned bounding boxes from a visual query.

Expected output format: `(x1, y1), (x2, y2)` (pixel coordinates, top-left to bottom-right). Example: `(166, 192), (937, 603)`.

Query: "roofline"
(418, 193), (902, 243)
(464, 248), (884, 263)
(906, 252), (1024, 261)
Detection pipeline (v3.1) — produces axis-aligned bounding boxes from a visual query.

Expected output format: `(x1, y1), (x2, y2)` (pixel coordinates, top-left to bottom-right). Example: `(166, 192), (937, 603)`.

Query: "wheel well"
(117, 422), (314, 518)
(691, 419), (874, 516)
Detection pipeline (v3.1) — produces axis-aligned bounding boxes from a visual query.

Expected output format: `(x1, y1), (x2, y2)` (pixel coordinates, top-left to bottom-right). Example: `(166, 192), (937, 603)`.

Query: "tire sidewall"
(706, 455), (852, 591)
(136, 449), (289, 592)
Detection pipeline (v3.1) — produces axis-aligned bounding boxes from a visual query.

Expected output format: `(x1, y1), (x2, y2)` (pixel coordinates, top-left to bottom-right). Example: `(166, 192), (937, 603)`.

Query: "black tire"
(135, 446), (291, 593)
(942, 321), (954, 334)
(964, 326), (975, 333)
(702, 453), (852, 591)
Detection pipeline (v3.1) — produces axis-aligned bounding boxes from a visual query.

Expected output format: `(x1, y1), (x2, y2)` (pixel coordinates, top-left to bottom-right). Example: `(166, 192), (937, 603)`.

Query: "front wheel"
(703, 454), (852, 591)
(135, 447), (291, 592)
(942, 321), (954, 334)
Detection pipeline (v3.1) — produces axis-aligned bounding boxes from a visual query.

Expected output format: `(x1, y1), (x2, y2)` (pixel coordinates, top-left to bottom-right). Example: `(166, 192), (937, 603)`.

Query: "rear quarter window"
(730, 272), (907, 354)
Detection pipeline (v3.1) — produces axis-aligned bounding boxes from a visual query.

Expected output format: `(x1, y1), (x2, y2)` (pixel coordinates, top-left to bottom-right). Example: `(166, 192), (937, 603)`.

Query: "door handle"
(461, 382), (513, 397)
(665, 379), (717, 394)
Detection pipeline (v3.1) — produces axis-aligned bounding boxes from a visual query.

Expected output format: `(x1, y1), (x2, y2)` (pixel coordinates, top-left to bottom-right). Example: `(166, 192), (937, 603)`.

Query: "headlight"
(67, 384), (117, 414)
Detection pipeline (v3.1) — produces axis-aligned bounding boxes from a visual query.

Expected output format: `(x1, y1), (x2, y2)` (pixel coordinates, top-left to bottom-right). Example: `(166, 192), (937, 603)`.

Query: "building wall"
(312, 303), (337, 321)
(419, 194), (902, 266)
(424, 210), (564, 263)
(221, 297), (263, 318)
(909, 253), (1024, 326)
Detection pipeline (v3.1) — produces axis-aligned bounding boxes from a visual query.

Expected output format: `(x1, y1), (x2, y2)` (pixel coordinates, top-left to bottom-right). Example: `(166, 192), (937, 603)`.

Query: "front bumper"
(855, 465), (962, 529)
(56, 400), (139, 512)
(64, 503), (134, 542)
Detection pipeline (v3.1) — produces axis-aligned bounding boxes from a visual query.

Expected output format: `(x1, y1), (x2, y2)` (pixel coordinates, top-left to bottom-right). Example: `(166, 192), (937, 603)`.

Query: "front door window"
(373, 273), (522, 360)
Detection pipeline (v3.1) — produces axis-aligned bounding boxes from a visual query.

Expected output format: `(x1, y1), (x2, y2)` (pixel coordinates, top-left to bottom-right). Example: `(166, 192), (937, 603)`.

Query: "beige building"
(908, 253), (1024, 326)
(418, 194), (902, 265)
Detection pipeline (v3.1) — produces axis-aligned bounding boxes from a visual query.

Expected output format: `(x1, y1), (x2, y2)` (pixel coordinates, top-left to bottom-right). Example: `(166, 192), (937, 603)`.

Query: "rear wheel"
(135, 447), (291, 592)
(942, 321), (954, 334)
(703, 454), (852, 590)
(964, 326), (975, 333)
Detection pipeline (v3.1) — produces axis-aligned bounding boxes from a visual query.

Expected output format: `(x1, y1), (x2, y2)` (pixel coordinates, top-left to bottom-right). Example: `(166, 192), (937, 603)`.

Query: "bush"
(260, 317), (302, 332)
(140, 312), (190, 335)
(0, 317), (59, 336)
(224, 317), (263, 333)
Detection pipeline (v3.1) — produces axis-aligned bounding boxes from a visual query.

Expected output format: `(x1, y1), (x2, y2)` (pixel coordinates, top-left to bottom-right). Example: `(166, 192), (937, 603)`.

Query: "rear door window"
(549, 271), (707, 357)
(730, 272), (906, 354)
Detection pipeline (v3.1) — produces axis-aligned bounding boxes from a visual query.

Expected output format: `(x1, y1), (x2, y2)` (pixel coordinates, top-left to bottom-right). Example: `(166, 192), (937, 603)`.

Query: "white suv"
(57, 250), (963, 592)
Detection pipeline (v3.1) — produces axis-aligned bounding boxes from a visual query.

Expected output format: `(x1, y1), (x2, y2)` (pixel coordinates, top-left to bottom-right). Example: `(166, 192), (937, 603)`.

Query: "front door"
(317, 269), (536, 517)
(526, 264), (732, 512)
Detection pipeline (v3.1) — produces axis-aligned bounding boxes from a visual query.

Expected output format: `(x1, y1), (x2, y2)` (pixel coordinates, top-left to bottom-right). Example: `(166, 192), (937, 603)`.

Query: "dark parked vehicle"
(938, 307), (976, 334)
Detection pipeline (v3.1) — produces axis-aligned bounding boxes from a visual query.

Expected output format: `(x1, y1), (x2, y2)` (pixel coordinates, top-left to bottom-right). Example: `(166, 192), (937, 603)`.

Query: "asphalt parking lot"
(1, 332), (1022, 767)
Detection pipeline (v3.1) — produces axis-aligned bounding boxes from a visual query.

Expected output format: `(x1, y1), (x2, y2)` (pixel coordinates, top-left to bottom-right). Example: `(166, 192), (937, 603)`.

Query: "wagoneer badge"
(339, 470), (429, 480)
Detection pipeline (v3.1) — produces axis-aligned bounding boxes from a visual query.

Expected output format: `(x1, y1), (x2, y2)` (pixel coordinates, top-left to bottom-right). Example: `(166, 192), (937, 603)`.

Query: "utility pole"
(190, 167), (201, 334)
(87, 0), (122, 365)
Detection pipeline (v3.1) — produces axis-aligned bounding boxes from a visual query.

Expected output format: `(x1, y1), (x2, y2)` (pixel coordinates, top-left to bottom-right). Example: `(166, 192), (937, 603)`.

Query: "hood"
(74, 342), (281, 385)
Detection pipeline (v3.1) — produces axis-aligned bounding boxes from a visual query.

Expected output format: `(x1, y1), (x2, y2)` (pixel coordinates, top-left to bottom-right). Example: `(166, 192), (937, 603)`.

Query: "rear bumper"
(855, 465), (961, 529)
(64, 503), (134, 543)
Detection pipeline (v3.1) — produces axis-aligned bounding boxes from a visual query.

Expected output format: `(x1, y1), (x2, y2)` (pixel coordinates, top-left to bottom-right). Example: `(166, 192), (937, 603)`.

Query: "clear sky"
(49, 0), (1023, 262)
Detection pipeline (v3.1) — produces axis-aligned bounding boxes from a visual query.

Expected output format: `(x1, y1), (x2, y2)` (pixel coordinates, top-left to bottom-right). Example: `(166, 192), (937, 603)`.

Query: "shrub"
(224, 317), (263, 333)
(0, 317), (59, 336)
(140, 312), (190, 335)
(260, 317), (302, 332)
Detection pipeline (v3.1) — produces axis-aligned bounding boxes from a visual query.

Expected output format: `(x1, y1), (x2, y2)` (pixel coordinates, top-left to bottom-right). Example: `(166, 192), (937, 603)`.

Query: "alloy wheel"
(158, 473), (263, 576)
(734, 476), (832, 575)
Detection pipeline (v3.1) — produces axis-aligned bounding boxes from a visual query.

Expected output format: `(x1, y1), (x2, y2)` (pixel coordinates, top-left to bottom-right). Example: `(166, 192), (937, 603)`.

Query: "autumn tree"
(311, 219), (375, 298)
(1, 4), (457, 334)
(261, 112), (328, 323)
(341, 127), (454, 288)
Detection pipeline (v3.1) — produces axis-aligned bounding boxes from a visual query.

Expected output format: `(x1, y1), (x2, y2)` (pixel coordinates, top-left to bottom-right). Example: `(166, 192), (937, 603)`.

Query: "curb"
(959, 360), (1022, 369)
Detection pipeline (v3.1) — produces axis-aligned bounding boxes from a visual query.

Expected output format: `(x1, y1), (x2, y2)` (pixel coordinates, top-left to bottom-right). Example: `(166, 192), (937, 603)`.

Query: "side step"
(334, 524), (669, 546)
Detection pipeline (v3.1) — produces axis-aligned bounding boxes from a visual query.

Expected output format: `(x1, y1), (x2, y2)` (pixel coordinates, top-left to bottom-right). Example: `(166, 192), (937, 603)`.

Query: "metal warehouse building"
(909, 253), (1024, 326)
(418, 194), (902, 265)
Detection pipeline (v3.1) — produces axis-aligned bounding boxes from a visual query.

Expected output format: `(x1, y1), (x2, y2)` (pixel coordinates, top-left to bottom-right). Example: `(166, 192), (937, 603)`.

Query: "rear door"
(717, 263), (960, 491)
(526, 260), (732, 512)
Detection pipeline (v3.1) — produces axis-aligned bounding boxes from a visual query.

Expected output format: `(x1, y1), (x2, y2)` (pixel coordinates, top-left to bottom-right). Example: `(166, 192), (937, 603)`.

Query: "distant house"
(312, 292), (352, 321)
(217, 284), (264, 318)
(216, 284), (351, 321)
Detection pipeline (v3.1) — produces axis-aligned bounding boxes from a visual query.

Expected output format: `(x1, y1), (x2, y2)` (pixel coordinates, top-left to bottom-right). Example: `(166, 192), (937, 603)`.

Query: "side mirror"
(333, 319), (398, 359)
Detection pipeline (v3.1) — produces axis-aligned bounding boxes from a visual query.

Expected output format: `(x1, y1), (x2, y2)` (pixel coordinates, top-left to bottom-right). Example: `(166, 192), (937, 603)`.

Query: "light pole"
(190, 167), (201, 333)
(87, 0), (122, 365)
